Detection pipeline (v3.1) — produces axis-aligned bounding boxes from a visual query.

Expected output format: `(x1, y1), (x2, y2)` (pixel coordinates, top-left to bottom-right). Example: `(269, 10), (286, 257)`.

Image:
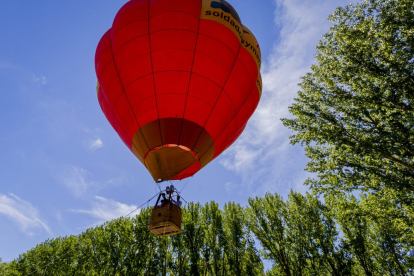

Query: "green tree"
(282, 0), (414, 256)
(248, 192), (353, 276)
(0, 258), (9, 275)
(283, 0), (414, 195)
(327, 193), (412, 276)
(223, 202), (264, 276)
(201, 201), (227, 275)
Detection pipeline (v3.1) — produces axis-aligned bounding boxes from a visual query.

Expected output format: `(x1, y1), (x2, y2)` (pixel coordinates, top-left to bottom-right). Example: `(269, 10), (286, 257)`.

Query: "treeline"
(3, 191), (412, 275)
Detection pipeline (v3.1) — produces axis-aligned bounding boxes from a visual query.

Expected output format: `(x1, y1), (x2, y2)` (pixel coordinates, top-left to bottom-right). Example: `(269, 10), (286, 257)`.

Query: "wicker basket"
(148, 203), (182, 237)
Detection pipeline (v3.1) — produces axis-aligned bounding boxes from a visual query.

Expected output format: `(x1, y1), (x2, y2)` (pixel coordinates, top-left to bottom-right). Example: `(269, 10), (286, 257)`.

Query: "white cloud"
(61, 166), (96, 197)
(88, 138), (103, 151)
(224, 182), (238, 193)
(33, 74), (47, 84)
(220, 0), (355, 196)
(70, 196), (138, 224)
(0, 193), (51, 235)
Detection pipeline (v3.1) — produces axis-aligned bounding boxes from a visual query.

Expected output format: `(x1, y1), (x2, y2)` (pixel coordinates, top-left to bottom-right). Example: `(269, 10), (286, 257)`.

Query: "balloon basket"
(148, 203), (182, 237)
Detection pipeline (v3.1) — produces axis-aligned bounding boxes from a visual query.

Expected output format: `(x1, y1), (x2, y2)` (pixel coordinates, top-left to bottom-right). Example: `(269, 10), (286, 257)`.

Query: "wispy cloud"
(88, 138), (103, 151)
(0, 62), (18, 69)
(33, 74), (47, 85)
(220, 0), (355, 196)
(0, 193), (51, 235)
(70, 196), (138, 224)
(61, 166), (96, 197)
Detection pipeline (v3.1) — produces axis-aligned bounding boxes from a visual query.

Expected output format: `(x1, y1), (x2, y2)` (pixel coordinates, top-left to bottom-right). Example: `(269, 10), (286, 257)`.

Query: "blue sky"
(0, 0), (355, 262)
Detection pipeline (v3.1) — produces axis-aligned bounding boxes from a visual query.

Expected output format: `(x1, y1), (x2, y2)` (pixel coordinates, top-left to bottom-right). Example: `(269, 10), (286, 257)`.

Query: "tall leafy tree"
(281, 0), (414, 253)
(326, 193), (413, 276)
(223, 202), (264, 276)
(201, 201), (227, 275)
(283, 0), (414, 195)
(248, 191), (353, 276)
(0, 258), (10, 275)
(181, 202), (205, 276)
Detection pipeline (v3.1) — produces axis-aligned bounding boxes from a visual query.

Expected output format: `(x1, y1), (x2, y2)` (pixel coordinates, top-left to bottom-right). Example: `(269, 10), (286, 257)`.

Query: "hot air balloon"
(95, 0), (262, 236)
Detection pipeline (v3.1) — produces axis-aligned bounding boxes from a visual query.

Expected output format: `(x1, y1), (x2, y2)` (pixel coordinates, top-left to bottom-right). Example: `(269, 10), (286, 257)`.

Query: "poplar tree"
(283, 0), (414, 193)
(282, 0), (414, 239)
(247, 192), (353, 276)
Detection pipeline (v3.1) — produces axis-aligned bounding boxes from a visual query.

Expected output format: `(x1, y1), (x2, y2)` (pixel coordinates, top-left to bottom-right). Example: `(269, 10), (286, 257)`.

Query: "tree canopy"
(3, 192), (412, 275)
(283, 0), (413, 191)
(282, 0), (414, 247)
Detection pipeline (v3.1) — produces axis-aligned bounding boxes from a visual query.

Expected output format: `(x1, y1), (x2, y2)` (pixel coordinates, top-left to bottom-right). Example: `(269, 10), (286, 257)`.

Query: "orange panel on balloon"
(96, 0), (262, 182)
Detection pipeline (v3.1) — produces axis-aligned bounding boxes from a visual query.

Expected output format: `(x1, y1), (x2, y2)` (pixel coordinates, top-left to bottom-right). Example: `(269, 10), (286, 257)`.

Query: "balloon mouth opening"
(144, 144), (199, 161)
(144, 144), (201, 183)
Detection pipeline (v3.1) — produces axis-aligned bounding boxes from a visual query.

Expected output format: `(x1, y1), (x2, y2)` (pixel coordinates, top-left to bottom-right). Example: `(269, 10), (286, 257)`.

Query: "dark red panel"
(183, 95), (213, 126)
(99, 61), (117, 87)
(118, 53), (152, 87)
(112, 21), (148, 54)
(199, 20), (240, 54)
(149, 0), (201, 18)
(214, 122), (246, 159)
(223, 74), (245, 111)
(204, 109), (225, 141)
(150, 29), (197, 52)
(157, 94), (186, 144)
(151, 49), (194, 72)
(132, 96), (157, 118)
(114, 35), (150, 69)
(112, 0), (149, 34)
(114, 94), (134, 129)
(95, 30), (112, 66)
(137, 109), (158, 126)
(188, 74), (222, 106)
(102, 76), (123, 107)
(238, 47), (259, 82)
(96, 49), (113, 80)
(150, 12), (199, 33)
(196, 34), (236, 70)
(192, 53), (230, 88)
(231, 59), (254, 91)
(99, 89), (132, 149)
(125, 74), (155, 107)
(154, 71), (190, 95)
(157, 94), (186, 119)
(214, 92), (236, 126)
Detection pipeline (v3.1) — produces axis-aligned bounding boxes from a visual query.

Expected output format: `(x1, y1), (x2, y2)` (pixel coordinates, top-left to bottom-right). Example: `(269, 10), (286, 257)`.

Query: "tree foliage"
(5, 193), (413, 275)
(248, 191), (353, 276)
(7, 203), (263, 276)
(283, 0), (413, 193)
(282, 0), (414, 253)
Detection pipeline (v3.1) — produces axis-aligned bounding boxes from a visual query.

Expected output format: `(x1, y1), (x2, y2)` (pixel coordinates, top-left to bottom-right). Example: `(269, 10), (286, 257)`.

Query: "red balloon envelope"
(95, 0), (262, 183)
